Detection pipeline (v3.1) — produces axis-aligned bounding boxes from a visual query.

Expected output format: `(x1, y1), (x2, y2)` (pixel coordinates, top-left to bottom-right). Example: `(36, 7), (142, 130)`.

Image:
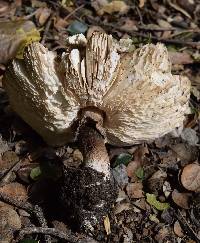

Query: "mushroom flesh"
(3, 32), (190, 233)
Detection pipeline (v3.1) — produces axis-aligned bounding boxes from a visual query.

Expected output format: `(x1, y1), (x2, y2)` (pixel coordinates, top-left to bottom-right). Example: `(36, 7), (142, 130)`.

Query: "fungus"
(3, 32), (190, 233)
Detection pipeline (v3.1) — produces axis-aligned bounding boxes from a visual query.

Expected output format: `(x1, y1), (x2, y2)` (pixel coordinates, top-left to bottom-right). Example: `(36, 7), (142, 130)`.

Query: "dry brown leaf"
(170, 143), (198, 163)
(126, 182), (144, 199)
(181, 128), (199, 146)
(92, 0), (130, 15)
(157, 19), (172, 28)
(134, 145), (149, 162)
(0, 202), (21, 241)
(0, 151), (19, 177)
(120, 18), (138, 32)
(35, 7), (51, 26)
(0, 1), (9, 15)
(54, 17), (69, 31)
(91, 0), (106, 15)
(103, 1), (129, 14)
(135, 198), (150, 210)
(157, 19), (172, 39)
(147, 170), (167, 194)
(116, 189), (127, 202)
(126, 160), (141, 178)
(172, 189), (190, 209)
(31, 0), (47, 8)
(139, 0), (146, 8)
(103, 215), (111, 235)
(174, 220), (184, 237)
(155, 135), (172, 148)
(181, 163), (200, 192)
(114, 202), (131, 215)
(169, 51), (193, 65)
(154, 226), (171, 242)
(0, 182), (28, 202)
(2, 151), (19, 164)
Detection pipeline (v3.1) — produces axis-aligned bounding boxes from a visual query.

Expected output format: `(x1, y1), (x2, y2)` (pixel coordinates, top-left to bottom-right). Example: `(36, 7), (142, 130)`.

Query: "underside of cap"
(4, 43), (79, 145)
(3, 32), (190, 146)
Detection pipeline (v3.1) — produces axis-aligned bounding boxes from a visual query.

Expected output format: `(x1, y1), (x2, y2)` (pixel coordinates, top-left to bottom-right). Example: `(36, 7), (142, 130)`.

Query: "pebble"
(126, 182), (144, 199)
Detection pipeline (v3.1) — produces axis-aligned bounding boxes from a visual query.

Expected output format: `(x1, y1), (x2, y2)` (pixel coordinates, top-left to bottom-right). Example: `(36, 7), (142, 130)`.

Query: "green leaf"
(149, 214), (160, 223)
(30, 166), (42, 180)
(20, 239), (38, 243)
(114, 153), (132, 167)
(30, 161), (62, 181)
(67, 20), (88, 35)
(0, 20), (40, 64)
(167, 44), (179, 52)
(61, 0), (74, 7)
(146, 193), (170, 211)
(135, 167), (144, 180)
(15, 27), (40, 59)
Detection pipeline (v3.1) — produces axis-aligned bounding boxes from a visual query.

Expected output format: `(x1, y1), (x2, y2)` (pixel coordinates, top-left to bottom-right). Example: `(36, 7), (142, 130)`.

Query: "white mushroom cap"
(4, 32), (190, 146)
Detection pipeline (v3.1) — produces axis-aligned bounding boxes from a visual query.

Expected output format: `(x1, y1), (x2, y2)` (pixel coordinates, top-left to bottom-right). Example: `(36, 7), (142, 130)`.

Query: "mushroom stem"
(61, 114), (117, 234)
(77, 119), (110, 179)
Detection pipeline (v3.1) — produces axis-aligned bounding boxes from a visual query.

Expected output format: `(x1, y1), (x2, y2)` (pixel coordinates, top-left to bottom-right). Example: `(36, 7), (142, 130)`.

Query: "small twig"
(167, 0), (192, 19)
(52, 1), (82, 22)
(0, 158), (22, 187)
(34, 205), (52, 243)
(138, 26), (176, 31)
(64, 4), (85, 21)
(0, 191), (33, 211)
(51, 45), (68, 51)
(23, 9), (39, 20)
(175, 210), (200, 242)
(17, 226), (98, 243)
(41, 15), (53, 45)
(17, 227), (75, 242)
(163, 29), (200, 40)
(121, 30), (200, 48)
(138, 26), (200, 32)
(135, 6), (144, 25)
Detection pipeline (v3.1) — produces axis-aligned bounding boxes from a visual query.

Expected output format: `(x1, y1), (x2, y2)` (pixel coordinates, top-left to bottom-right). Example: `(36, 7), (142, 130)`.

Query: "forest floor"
(0, 0), (200, 242)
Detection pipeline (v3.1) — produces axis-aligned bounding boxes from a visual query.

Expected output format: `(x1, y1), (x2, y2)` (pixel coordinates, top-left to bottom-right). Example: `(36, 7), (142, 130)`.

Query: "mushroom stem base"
(60, 119), (117, 235)
(61, 167), (117, 234)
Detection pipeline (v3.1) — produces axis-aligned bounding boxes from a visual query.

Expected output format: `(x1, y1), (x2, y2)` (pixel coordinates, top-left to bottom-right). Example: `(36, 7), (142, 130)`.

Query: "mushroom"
(3, 32), (190, 233)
